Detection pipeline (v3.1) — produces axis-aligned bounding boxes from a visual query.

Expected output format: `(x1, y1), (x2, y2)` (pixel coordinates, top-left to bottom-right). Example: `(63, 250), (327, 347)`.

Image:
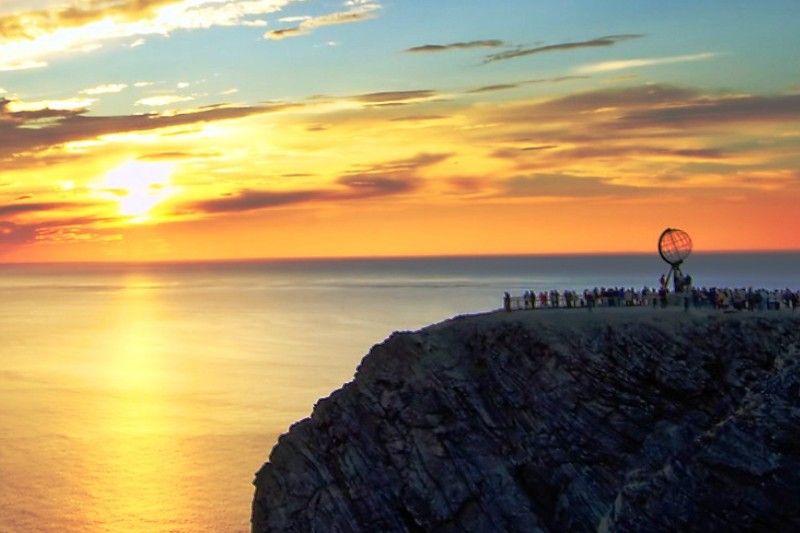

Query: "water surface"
(1, 253), (796, 531)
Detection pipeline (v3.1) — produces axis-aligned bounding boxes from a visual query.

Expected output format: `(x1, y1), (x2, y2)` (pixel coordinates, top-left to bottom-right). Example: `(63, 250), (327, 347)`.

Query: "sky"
(0, 0), (798, 262)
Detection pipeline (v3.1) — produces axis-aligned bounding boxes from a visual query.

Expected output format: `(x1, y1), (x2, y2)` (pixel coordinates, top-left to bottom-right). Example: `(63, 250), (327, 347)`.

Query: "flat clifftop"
(252, 309), (800, 532)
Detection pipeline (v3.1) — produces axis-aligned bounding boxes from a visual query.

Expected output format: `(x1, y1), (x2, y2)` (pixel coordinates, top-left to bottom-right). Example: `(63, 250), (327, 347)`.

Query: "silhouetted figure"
(503, 292), (511, 312)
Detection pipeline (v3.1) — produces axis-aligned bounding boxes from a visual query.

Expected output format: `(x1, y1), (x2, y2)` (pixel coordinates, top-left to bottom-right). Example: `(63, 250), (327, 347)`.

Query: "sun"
(100, 160), (177, 222)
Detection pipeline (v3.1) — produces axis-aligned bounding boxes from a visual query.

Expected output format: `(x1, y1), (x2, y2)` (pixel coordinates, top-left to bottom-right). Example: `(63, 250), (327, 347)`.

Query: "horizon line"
(2, 248), (799, 267)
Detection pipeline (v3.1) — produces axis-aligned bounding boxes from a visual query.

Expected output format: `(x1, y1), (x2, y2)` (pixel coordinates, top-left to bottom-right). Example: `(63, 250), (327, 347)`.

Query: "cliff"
(252, 309), (800, 532)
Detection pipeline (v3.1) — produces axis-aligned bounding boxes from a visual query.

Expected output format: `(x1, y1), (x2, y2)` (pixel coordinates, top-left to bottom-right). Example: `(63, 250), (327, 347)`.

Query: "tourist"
(501, 284), (798, 313)
(659, 286), (668, 308)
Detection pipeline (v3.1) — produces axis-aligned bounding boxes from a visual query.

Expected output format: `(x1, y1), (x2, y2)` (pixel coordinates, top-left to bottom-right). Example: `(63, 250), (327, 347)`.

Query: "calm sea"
(0, 253), (797, 532)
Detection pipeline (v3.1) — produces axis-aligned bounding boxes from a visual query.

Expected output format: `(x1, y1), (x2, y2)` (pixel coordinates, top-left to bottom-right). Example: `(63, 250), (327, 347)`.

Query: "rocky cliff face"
(252, 309), (800, 532)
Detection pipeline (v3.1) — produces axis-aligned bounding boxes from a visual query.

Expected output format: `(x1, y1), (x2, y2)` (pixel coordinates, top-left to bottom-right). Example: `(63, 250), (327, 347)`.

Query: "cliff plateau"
(252, 309), (800, 532)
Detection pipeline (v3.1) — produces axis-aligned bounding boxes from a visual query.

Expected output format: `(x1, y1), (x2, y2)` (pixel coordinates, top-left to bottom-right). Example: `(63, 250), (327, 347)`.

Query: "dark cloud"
(468, 84), (521, 94)
(514, 85), (800, 132)
(0, 202), (83, 217)
(521, 145), (558, 151)
(491, 145), (558, 159)
(406, 40), (505, 53)
(483, 34), (643, 64)
(265, 26), (302, 39)
(186, 153), (446, 215)
(540, 84), (697, 114)
(0, 98), (82, 122)
(0, 106), (88, 122)
(390, 115), (448, 122)
(190, 190), (326, 214)
(491, 85), (800, 135)
(487, 85), (700, 125)
(468, 75), (588, 94)
(337, 175), (417, 197)
(186, 178), (416, 215)
(504, 174), (651, 198)
(447, 177), (490, 195)
(0, 221), (36, 246)
(347, 152), (451, 173)
(0, 212), (116, 250)
(0, 101), (296, 163)
(494, 144), (725, 163)
(353, 90), (437, 104)
(616, 93), (800, 128)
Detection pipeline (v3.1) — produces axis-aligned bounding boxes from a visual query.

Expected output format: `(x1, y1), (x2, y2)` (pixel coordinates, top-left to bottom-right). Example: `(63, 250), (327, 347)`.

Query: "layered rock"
(252, 309), (800, 532)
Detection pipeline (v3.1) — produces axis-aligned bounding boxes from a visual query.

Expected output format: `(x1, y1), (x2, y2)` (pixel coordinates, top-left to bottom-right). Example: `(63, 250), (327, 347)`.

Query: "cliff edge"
(252, 309), (800, 532)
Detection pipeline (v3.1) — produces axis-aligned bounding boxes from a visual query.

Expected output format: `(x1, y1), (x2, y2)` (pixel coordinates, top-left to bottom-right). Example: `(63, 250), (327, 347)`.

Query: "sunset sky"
(1, 0), (798, 262)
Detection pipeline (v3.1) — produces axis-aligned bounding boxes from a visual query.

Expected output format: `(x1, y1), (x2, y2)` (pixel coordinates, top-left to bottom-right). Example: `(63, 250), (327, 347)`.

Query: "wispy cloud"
(406, 40), (505, 53)
(352, 90), (437, 104)
(135, 94), (194, 107)
(0, 59), (47, 72)
(81, 83), (128, 95)
(190, 190), (325, 213)
(0, 221), (37, 246)
(483, 34), (643, 64)
(576, 52), (716, 74)
(0, 0), (303, 71)
(187, 152), (446, 214)
(278, 15), (311, 23)
(0, 99), (297, 162)
(0, 201), (86, 217)
(616, 92), (800, 128)
(4, 96), (95, 113)
(3, 76), (800, 255)
(468, 75), (587, 94)
(504, 173), (651, 199)
(264, 3), (380, 40)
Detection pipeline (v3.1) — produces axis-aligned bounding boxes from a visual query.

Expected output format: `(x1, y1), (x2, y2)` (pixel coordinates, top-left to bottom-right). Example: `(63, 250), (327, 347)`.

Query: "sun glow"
(100, 161), (177, 223)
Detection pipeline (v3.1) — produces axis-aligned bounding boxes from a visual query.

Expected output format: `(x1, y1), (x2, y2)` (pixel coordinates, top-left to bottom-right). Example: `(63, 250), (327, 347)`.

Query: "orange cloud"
(0, 0), (301, 70)
(3, 82), (800, 260)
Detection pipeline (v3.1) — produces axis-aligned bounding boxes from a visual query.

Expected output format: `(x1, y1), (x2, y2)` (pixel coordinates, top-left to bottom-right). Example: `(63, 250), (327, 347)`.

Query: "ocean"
(0, 253), (797, 532)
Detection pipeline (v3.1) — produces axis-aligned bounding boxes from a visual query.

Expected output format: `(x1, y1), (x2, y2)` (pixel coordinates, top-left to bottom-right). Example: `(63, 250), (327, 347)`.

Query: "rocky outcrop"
(252, 309), (800, 532)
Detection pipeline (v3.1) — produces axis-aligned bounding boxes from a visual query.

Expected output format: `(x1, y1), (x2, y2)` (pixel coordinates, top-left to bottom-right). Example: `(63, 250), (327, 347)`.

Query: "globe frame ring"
(658, 228), (692, 266)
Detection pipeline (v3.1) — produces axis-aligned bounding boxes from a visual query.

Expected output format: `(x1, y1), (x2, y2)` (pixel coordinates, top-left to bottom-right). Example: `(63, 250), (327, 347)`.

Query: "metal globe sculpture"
(658, 228), (693, 266)
(658, 228), (693, 293)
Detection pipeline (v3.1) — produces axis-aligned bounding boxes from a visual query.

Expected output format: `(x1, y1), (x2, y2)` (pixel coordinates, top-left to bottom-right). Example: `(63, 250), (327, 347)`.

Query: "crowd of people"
(503, 285), (800, 312)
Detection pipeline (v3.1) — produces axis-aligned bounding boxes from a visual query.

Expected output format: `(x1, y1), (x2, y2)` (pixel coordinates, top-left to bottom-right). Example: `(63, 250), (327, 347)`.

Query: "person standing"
(682, 275), (692, 312)
(659, 286), (668, 308)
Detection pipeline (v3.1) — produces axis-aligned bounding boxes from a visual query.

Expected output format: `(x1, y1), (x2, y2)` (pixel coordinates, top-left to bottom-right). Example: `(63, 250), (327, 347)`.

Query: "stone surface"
(252, 309), (800, 532)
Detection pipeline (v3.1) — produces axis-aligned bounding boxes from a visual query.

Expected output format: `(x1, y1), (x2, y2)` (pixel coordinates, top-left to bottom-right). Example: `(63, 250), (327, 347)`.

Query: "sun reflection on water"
(77, 275), (190, 531)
